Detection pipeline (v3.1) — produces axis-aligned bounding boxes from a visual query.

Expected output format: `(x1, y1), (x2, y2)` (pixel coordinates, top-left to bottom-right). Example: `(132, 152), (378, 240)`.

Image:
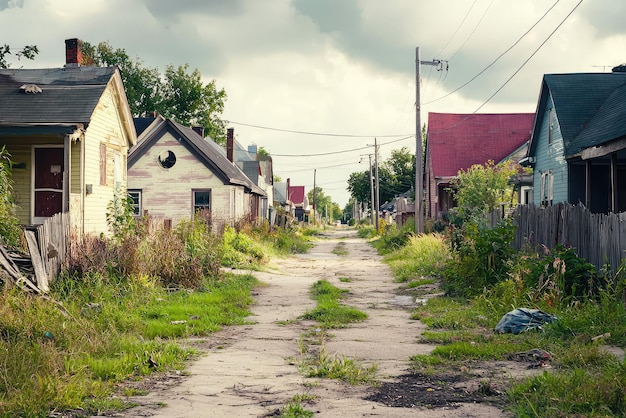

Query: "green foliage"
(307, 186), (341, 221)
(0, 44), (38, 68)
(442, 218), (516, 296)
(383, 233), (450, 283)
(371, 222), (415, 255)
(449, 159), (518, 218)
(357, 225), (377, 239)
(106, 191), (136, 240)
(82, 41), (228, 144)
(221, 226), (266, 268)
(0, 146), (22, 247)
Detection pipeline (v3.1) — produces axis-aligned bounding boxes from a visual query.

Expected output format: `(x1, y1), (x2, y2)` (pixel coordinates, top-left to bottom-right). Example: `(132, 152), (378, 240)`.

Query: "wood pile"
(0, 244), (42, 293)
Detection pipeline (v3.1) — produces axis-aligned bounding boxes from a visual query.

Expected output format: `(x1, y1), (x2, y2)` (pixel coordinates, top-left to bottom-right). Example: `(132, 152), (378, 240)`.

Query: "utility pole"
(313, 168), (317, 223)
(415, 47), (447, 234)
(368, 154), (375, 225)
(374, 137), (380, 233)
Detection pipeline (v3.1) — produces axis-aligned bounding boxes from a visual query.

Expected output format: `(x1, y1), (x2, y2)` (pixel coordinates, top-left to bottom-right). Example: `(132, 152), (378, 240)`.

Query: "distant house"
(0, 38), (136, 235)
(523, 71), (626, 213)
(226, 128), (274, 222)
(288, 182), (310, 222)
(128, 115), (266, 228)
(425, 112), (534, 219)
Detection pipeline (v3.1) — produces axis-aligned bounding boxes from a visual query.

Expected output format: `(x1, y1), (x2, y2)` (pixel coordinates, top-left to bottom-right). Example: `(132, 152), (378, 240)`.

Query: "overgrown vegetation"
(300, 280), (367, 328)
(0, 160), (313, 416)
(373, 159), (626, 416)
(0, 146), (22, 247)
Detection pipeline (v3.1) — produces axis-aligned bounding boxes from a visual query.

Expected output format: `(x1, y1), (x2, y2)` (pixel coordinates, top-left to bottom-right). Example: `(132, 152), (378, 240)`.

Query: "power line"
(423, 0), (561, 106)
(435, 0), (480, 57)
(474, 0), (583, 112)
(448, 0), (495, 61)
(270, 135), (414, 157)
(226, 120), (411, 138)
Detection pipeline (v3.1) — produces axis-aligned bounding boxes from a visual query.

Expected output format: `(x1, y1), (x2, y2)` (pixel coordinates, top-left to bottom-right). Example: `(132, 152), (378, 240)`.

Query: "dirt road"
(112, 228), (508, 417)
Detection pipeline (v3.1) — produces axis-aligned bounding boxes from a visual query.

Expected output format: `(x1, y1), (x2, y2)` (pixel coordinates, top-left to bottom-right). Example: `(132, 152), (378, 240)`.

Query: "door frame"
(31, 145), (66, 225)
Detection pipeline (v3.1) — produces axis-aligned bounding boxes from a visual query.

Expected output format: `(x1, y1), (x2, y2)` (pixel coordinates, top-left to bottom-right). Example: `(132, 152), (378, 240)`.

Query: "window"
(193, 189), (211, 214)
(158, 150), (176, 169)
(128, 189), (142, 216)
(540, 171), (553, 207)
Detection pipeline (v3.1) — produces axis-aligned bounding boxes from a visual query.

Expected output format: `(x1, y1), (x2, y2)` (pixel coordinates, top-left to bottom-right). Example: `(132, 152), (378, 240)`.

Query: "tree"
(0, 44), (38, 68)
(82, 41), (228, 144)
(347, 147), (415, 206)
(449, 160), (519, 219)
(307, 187), (340, 221)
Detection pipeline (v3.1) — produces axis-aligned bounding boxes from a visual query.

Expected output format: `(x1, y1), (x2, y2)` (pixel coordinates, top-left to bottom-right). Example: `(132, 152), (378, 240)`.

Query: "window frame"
(128, 189), (142, 217)
(192, 189), (212, 216)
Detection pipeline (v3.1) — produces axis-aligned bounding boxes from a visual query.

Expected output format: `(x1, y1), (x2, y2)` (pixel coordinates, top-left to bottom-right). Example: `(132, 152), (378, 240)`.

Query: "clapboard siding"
(533, 94), (568, 204)
(82, 87), (131, 235)
(128, 130), (243, 225)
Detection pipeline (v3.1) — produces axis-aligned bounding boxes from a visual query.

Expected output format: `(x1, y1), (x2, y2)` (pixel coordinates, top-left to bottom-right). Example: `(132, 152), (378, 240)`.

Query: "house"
(0, 38), (136, 235)
(226, 129), (274, 222)
(425, 112), (534, 219)
(523, 71), (626, 213)
(287, 181), (310, 222)
(128, 115), (266, 228)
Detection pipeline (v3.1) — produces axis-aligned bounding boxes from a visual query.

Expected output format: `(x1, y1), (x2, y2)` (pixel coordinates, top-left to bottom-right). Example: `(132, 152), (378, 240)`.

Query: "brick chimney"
(65, 38), (83, 67)
(192, 126), (205, 137)
(226, 128), (235, 162)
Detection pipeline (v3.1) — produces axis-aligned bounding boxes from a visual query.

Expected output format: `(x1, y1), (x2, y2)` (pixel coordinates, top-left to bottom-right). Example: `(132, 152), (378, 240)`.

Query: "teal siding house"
(524, 71), (626, 213)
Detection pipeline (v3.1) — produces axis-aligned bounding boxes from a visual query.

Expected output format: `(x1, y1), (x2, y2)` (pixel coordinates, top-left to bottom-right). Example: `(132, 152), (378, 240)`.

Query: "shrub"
(0, 146), (22, 247)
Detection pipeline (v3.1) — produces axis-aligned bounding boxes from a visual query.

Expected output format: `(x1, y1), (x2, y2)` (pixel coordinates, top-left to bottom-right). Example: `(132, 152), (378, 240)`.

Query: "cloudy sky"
(2, 0), (625, 207)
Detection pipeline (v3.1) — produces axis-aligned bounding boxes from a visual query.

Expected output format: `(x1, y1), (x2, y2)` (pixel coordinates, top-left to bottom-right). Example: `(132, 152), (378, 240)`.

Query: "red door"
(34, 148), (64, 219)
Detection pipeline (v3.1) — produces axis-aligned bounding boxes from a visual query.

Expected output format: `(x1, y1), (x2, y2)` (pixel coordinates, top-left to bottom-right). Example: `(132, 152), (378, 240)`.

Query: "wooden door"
(34, 147), (64, 222)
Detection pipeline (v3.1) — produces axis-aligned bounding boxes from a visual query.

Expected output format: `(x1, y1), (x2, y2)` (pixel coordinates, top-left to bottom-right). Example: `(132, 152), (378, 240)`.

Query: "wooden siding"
(533, 94), (569, 204)
(1, 136), (64, 225)
(128, 130), (244, 226)
(81, 87), (130, 235)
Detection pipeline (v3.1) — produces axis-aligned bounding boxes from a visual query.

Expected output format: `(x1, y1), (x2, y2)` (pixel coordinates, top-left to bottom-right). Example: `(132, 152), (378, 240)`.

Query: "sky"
(2, 0), (625, 207)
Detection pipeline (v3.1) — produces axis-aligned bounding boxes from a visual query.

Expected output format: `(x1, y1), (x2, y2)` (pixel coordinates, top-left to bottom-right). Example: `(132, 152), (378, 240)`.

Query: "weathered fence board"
(511, 203), (626, 273)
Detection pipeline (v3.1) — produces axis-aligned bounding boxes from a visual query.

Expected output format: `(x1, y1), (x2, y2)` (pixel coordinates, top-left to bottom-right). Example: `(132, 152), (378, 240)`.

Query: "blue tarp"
(494, 308), (556, 334)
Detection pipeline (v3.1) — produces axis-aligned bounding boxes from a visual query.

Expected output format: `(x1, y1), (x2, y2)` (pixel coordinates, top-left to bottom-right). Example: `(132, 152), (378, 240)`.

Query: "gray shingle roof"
(0, 67), (116, 125)
(542, 72), (626, 155)
(129, 116), (266, 196)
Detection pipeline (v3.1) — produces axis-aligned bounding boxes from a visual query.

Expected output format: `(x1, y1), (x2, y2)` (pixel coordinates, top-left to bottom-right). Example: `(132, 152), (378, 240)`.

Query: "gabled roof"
(129, 116), (265, 196)
(0, 66), (135, 143)
(288, 185), (306, 205)
(528, 72), (626, 158)
(427, 112), (534, 178)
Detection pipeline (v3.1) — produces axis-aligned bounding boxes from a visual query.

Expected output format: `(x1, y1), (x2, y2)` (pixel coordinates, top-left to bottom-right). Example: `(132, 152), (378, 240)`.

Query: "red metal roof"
(288, 185), (306, 205)
(427, 112), (534, 178)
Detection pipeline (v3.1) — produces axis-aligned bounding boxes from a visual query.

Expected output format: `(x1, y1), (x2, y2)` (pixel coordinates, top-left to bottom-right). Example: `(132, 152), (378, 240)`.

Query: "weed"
(331, 242), (348, 256)
(280, 393), (315, 417)
(300, 280), (366, 328)
(299, 347), (377, 385)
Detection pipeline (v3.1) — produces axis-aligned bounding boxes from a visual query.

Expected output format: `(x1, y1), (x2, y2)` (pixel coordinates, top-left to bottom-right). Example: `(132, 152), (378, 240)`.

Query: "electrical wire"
(474, 0), (583, 112)
(423, 0), (561, 106)
(435, 0), (480, 57)
(448, 0), (495, 62)
(226, 120), (411, 138)
(270, 136), (414, 157)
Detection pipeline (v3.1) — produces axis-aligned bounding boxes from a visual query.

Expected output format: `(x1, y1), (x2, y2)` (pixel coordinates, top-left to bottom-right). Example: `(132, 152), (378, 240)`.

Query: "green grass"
(299, 347), (377, 385)
(300, 280), (367, 328)
(331, 242), (348, 256)
(0, 272), (258, 416)
(280, 394), (316, 417)
(383, 234), (450, 282)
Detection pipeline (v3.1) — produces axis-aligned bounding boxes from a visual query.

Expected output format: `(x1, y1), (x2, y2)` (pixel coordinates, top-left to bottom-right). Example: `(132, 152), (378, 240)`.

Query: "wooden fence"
(510, 203), (626, 273)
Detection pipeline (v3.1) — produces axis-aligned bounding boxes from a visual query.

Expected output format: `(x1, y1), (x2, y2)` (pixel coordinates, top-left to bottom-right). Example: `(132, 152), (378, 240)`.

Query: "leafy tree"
(347, 147), (415, 206)
(307, 187), (340, 221)
(0, 44), (38, 68)
(82, 41), (228, 144)
(449, 159), (519, 220)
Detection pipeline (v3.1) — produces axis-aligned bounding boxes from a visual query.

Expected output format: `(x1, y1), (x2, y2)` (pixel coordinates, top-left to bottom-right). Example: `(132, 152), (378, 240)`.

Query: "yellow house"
(0, 39), (136, 236)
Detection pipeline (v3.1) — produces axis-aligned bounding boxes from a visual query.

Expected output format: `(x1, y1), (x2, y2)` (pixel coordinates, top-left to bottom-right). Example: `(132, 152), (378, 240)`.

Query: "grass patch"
(299, 347), (377, 385)
(0, 272), (258, 416)
(406, 278), (437, 288)
(331, 242), (348, 256)
(338, 277), (352, 283)
(383, 234), (450, 282)
(300, 280), (366, 328)
(279, 394), (316, 417)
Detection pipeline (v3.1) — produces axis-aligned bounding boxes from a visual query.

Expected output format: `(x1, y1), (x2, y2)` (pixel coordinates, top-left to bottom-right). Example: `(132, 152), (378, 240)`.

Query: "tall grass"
(383, 234), (450, 282)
